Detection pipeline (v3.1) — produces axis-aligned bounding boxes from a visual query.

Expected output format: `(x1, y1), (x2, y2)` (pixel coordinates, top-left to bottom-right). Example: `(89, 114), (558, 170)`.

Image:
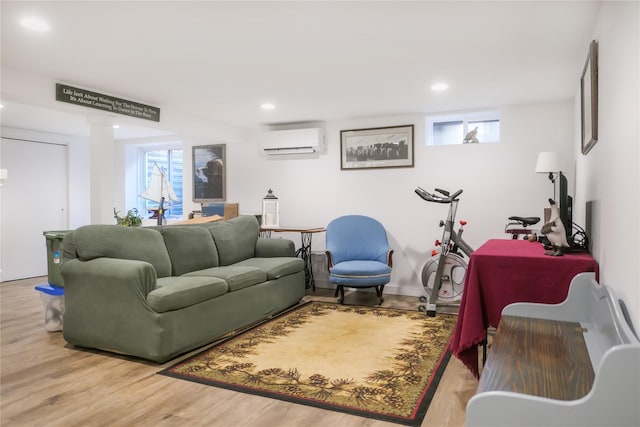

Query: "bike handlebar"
(415, 186), (463, 203)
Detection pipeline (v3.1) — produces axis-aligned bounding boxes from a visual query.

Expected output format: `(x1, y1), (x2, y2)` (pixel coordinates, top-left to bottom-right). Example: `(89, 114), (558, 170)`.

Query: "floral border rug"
(159, 302), (457, 426)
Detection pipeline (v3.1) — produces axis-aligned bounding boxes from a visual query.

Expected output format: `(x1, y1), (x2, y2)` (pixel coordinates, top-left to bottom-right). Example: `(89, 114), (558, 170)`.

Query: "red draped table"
(449, 239), (598, 378)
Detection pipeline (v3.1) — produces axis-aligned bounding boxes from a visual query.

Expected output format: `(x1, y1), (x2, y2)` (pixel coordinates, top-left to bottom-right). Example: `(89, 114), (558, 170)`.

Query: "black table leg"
(296, 232), (315, 291)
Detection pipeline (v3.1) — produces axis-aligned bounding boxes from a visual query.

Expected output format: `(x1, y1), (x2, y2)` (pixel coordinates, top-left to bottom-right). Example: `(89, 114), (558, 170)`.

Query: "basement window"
(427, 112), (500, 146)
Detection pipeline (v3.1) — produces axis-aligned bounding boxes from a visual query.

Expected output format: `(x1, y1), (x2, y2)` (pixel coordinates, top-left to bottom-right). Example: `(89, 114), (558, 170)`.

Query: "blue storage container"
(35, 284), (65, 332)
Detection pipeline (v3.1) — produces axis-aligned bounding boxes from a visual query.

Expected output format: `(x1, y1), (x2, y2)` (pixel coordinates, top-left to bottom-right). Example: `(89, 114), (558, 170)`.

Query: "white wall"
(574, 1), (640, 329)
(223, 101), (575, 297)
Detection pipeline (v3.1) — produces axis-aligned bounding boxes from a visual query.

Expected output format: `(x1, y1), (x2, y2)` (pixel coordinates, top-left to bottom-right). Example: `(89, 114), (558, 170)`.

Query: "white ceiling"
(0, 1), (601, 139)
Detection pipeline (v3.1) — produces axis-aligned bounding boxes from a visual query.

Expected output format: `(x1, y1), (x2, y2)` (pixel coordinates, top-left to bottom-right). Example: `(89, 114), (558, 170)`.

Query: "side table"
(449, 238), (599, 378)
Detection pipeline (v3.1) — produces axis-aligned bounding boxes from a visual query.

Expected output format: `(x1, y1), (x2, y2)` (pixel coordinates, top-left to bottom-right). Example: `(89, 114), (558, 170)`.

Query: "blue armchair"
(325, 215), (393, 304)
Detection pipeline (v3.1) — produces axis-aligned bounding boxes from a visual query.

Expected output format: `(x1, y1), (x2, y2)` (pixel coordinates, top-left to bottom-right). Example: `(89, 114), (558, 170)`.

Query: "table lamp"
(535, 151), (561, 182)
(536, 151), (566, 226)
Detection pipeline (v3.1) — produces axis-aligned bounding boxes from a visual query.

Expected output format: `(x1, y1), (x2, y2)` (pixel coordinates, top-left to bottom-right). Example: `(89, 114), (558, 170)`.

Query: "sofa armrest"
(255, 237), (295, 257)
(61, 257), (164, 359)
(61, 231), (78, 262)
(61, 257), (158, 299)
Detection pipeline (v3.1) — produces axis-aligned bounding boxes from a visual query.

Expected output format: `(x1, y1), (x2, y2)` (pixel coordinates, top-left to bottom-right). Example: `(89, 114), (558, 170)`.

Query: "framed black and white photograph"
(340, 125), (414, 170)
(581, 40), (598, 155)
(193, 144), (226, 202)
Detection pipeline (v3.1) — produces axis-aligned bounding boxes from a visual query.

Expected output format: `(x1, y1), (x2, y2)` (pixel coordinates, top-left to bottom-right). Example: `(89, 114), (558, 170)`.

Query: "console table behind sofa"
(466, 272), (640, 427)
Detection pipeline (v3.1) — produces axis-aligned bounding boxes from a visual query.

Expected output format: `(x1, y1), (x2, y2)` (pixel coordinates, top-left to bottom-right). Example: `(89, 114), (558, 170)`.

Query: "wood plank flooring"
(1, 277), (477, 426)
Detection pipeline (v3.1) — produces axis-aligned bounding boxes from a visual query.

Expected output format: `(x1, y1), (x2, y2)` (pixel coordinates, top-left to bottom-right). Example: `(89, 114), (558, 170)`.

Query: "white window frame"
(426, 111), (501, 146)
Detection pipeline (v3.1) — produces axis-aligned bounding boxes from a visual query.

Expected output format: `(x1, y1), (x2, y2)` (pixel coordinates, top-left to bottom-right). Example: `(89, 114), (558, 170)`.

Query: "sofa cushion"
(207, 216), (259, 266)
(148, 276), (228, 312)
(233, 257), (304, 280)
(70, 225), (172, 278)
(159, 226), (219, 275)
(183, 266), (266, 292)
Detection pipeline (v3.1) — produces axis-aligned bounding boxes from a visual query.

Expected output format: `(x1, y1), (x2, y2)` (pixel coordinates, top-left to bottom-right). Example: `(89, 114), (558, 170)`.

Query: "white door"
(0, 137), (68, 281)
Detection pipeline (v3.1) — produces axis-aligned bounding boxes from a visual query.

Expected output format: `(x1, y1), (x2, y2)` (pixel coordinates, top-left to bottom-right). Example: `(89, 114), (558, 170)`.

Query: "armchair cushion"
(329, 260), (392, 287)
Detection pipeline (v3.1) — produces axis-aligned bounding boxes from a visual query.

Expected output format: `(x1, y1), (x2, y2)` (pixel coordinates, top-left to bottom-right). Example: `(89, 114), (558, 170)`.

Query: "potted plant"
(113, 208), (143, 227)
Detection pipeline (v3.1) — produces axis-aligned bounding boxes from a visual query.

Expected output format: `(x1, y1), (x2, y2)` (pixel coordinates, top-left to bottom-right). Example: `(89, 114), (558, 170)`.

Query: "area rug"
(159, 302), (457, 426)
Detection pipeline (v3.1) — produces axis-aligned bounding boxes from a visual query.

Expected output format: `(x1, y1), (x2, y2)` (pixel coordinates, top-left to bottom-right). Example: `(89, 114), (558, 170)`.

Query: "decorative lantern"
(261, 189), (279, 227)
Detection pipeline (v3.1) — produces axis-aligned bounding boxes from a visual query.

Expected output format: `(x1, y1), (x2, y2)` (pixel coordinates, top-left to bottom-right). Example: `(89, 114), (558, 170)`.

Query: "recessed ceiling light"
(20, 16), (50, 32)
(431, 82), (449, 92)
(261, 103), (276, 111)
(112, 124), (120, 129)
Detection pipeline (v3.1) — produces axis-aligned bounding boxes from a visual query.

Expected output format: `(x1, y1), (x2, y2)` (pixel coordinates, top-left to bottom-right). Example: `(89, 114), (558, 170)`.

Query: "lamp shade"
(535, 152), (561, 173)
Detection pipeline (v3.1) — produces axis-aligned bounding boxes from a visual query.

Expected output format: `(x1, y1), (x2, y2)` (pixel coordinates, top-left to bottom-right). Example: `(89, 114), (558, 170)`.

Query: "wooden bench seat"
(477, 316), (595, 400)
(466, 272), (640, 427)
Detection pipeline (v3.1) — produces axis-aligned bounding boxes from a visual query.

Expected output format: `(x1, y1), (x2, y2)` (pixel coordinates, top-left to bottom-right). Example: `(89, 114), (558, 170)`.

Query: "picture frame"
(340, 124), (414, 170)
(192, 144), (226, 202)
(581, 40), (598, 155)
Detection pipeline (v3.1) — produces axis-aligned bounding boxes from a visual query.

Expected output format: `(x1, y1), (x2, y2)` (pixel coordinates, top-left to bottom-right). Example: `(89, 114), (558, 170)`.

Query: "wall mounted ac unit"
(259, 128), (325, 155)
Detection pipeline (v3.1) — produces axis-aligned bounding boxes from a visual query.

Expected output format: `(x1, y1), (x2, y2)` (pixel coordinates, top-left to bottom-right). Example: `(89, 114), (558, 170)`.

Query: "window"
(433, 121), (463, 145)
(428, 112), (500, 146)
(142, 148), (183, 218)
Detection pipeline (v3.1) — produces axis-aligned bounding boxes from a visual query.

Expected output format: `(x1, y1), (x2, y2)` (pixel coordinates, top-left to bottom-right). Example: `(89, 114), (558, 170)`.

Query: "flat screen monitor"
(557, 172), (573, 243)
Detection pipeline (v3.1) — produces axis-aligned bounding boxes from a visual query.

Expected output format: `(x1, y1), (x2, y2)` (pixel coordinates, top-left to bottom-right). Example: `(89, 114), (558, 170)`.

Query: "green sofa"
(60, 215), (305, 363)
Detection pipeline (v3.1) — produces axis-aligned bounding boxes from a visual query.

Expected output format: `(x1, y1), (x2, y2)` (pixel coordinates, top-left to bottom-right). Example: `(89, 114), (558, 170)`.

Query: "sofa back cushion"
(159, 225), (219, 275)
(207, 215), (259, 266)
(70, 225), (172, 278)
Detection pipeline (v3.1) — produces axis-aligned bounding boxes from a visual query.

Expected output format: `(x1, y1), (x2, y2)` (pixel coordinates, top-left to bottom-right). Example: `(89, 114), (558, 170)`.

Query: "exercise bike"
(414, 187), (474, 317)
(505, 216), (540, 240)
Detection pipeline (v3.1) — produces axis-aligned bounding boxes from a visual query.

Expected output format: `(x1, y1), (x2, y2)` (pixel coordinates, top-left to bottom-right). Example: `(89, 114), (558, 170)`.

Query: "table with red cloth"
(449, 239), (598, 378)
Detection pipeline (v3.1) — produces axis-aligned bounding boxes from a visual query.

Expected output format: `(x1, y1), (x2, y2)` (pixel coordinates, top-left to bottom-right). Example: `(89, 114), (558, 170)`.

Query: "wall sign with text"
(55, 83), (160, 122)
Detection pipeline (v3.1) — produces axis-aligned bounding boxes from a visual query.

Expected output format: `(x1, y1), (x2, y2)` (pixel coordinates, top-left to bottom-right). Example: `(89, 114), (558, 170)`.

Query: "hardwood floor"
(1, 277), (477, 427)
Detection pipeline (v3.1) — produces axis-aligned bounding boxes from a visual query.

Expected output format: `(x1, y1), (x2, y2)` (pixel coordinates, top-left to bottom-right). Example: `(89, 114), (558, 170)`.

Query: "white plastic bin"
(35, 284), (65, 332)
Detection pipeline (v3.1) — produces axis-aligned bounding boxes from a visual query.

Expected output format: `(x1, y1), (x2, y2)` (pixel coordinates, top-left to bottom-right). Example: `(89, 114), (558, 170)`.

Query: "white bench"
(467, 272), (640, 427)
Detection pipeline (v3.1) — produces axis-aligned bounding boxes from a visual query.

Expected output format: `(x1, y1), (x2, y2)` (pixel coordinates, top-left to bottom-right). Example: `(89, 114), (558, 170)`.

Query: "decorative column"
(87, 115), (116, 224)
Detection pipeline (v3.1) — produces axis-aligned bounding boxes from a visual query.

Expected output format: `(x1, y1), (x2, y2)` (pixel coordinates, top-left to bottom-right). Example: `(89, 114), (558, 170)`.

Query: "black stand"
(156, 197), (165, 226)
(294, 232), (316, 291)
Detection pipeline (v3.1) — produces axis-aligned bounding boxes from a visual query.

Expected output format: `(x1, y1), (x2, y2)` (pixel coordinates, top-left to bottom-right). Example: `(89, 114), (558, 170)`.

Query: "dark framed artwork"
(581, 40), (598, 155)
(340, 124), (414, 170)
(193, 144), (226, 202)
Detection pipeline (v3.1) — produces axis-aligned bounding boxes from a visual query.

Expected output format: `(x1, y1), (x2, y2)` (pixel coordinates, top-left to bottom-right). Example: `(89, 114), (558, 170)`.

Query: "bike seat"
(508, 216), (540, 226)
